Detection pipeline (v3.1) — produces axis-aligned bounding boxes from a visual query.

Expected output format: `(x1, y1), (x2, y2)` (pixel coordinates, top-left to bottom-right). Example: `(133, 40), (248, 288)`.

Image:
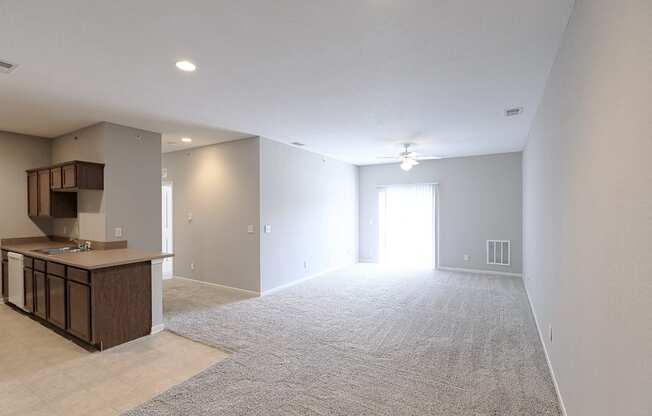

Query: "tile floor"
(0, 301), (229, 416)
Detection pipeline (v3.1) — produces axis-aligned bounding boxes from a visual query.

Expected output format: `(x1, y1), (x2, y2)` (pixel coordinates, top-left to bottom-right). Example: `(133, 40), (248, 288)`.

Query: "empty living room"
(0, 1), (650, 415)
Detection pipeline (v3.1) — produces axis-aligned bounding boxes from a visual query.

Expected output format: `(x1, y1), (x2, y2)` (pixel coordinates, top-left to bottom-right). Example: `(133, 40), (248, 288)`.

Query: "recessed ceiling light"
(181, 137), (192, 143)
(175, 60), (196, 72)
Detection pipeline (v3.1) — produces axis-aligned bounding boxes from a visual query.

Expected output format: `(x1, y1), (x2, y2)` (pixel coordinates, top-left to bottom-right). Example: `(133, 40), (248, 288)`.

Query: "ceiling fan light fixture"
(400, 159), (415, 171)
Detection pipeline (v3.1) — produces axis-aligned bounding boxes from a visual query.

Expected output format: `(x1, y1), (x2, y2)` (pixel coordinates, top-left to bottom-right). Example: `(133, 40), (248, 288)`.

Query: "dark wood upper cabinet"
(27, 160), (102, 218)
(50, 167), (62, 189)
(37, 170), (50, 216)
(62, 164), (76, 188)
(28, 171), (38, 217)
(59, 161), (103, 190)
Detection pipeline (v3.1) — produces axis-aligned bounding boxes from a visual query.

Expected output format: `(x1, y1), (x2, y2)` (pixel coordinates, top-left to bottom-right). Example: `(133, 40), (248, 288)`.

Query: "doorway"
(378, 184), (436, 268)
(162, 182), (174, 279)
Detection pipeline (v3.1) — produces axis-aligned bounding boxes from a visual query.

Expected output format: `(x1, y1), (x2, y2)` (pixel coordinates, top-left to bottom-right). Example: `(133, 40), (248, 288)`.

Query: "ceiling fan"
(377, 144), (444, 171)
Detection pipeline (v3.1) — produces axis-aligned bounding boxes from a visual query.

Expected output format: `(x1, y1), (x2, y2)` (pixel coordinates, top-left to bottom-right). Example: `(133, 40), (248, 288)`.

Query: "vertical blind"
(379, 184), (435, 268)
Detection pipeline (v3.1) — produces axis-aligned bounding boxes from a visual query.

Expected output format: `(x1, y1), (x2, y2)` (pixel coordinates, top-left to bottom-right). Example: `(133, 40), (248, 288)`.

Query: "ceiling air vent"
(0, 59), (18, 74)
(505, 107), (523, 117)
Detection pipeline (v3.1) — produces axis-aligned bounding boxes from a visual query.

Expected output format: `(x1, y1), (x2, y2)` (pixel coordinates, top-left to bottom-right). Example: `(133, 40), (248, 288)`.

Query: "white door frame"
(162, 181), (174, 279)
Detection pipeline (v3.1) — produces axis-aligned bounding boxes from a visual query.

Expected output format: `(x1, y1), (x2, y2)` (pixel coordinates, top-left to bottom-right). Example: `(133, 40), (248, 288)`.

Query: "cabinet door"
(51, 167), (62, 189)
(47, 275), (67, 329)
(62, 164), (76, 188)
(34, 271), (47, 319)
(24, 268), (34, 313)
(37, 170), (51, 216)
(1, 260), (7, 299)
(67, 281), (91, 342)
(28, 172), (38, 217)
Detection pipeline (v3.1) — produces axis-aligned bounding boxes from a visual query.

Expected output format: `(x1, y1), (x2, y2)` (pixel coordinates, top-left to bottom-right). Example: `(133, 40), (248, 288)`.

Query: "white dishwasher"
(8, 252), (26, 311)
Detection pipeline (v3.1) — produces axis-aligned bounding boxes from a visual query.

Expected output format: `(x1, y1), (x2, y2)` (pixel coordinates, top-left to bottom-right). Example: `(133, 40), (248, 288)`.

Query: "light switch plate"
(247, 225), (255, 234)
(114, 227), (123, 238)
(264, 225), (272, 233)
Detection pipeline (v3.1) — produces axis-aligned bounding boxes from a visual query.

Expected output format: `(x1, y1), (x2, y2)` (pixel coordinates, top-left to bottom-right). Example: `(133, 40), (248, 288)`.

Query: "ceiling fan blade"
(416, 155), (445, 160)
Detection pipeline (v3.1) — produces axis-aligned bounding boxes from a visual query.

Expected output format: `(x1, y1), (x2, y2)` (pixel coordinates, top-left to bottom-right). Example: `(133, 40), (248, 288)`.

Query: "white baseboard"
(261, 264), (352, 296)
(172, 275), (261, 297)
(437, 266), (522, 277)
(150, 324), (165, 335)
(523, 279), (568, 416)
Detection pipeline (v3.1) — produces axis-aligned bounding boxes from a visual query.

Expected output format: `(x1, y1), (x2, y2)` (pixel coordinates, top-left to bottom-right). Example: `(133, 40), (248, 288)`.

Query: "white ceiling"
(0, 0), (573, 164)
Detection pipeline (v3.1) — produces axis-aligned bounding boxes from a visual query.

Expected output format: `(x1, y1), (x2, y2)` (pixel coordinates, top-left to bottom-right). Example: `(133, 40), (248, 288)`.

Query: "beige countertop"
(1, 240), (173, 270)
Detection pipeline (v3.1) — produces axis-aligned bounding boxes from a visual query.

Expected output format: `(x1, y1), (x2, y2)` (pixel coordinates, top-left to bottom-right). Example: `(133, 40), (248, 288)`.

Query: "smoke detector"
(0, 59), (18, 74)
(505, 107), (524, 117)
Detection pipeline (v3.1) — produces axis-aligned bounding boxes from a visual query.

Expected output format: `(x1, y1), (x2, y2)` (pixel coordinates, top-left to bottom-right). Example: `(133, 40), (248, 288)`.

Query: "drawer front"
(34, 259), (46, 272)
(67, 267), (90, 285)
(47, 262), (66, 277)
(24, 257), (34, 269)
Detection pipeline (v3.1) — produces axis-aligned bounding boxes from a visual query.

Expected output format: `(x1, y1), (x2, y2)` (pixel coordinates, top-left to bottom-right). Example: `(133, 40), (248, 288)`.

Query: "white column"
(150, 258), (165, 334)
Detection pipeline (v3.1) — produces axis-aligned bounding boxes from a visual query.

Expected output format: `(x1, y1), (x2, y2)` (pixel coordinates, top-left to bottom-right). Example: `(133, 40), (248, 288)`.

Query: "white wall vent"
(487, 240), (510, 266)
(505, 107), (523, 117)
(0, 59), (18, 74)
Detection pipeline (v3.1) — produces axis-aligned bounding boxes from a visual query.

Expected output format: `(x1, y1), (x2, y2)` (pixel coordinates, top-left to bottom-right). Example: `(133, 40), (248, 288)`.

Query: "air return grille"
(0, 59), (18, 74)
(487, 240), (511, 266)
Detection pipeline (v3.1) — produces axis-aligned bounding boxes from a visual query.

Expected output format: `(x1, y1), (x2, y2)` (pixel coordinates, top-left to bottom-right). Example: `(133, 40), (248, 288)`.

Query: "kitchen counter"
(1, 238), (172, 350)
(1, 241), (172, 270)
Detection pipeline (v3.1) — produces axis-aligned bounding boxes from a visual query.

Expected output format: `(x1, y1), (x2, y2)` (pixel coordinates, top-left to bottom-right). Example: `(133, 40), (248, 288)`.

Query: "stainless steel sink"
(34, 247), (91, 255)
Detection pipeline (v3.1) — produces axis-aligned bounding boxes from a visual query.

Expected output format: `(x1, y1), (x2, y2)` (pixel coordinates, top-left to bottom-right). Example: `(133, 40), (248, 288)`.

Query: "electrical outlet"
(63, 226), (68, 235)
(247, 225), (255, 234)
(190, 262), (195, 271)
(114, 227), (123, 238)
(549, 325), (553, 343)
(464, 254), (470, 261)
(264, 225), (272, 233)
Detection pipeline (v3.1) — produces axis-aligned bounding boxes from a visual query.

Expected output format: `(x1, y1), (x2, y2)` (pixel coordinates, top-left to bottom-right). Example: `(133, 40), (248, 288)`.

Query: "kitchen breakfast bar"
(1, 237), (172, 350)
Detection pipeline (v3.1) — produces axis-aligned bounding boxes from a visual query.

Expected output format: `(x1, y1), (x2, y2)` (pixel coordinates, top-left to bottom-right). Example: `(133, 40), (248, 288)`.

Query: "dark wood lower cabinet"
(34, 271), (47, 319)
(24, 268), (34, 313)
(67, 280), (91, 342)
(47, 274), (66, 329)
(4, 257), (151, 350)
(1, 260), (7, 299)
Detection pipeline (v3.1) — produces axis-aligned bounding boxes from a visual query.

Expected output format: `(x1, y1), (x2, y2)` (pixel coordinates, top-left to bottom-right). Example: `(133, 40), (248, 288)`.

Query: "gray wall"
(162, 138), (261, 292)
(359, 153), (522, 274)
(52, 122), (161, 250)
(0, 131), (52, 240)
(103, 123), (161, 251)
(523, 1), (652, 415)
(259, 138), (358, 293)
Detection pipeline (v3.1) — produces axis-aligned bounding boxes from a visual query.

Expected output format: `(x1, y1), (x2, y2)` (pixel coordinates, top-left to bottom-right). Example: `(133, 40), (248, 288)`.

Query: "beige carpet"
(125, 264), (560, 415)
